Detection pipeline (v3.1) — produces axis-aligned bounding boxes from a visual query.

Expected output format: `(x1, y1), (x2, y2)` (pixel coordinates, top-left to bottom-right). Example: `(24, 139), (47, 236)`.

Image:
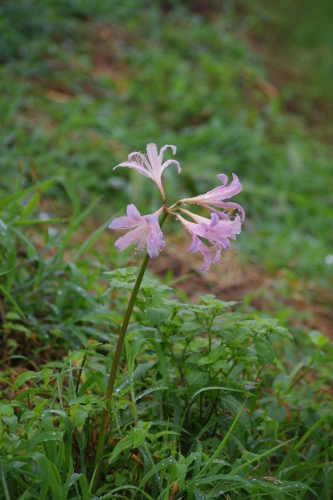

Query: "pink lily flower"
(180, 173), (245, 221)
(114, 143), (181, 201)
(176, 211), (241, 271)
(109, 204), (165, 258)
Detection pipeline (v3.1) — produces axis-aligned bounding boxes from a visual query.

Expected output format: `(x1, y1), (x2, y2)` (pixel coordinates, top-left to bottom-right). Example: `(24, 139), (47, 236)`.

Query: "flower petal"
(109, 204), (143, 230)
(146, 143), (161, 177)
(197, 244), (212, 272)
(210, 213), (219, 227)
(158, 144), (177, 163)
(127, 204), (141, 220)
(212, 201), (245, 221)
(113, 160), (152, 178)
(161, 159), (181, 174)
(217, 173), (228, 186)
(146, 219), (166, 258)
(188, 234), (201, 252)
(114, 226), (143, 252)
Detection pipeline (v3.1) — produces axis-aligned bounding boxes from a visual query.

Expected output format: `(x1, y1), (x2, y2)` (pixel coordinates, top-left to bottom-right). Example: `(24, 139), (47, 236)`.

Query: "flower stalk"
(92, 210), (168, 493)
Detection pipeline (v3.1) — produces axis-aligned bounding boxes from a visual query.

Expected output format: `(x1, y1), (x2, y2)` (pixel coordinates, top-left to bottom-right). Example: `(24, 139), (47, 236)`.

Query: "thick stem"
(92, 210), (168, 492)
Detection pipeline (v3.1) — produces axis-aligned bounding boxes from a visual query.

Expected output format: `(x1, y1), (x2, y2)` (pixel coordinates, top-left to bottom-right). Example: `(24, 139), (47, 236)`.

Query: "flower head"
(176, 211), (241, 271)
(180, 173), (245, 221)
(114, 143), (181, 201)
(109, 204), (165, 258)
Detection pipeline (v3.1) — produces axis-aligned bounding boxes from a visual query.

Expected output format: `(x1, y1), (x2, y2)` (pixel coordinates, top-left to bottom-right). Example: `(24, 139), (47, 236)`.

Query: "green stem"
(92, 210), (167, 493)
(207, 315), (214, 353)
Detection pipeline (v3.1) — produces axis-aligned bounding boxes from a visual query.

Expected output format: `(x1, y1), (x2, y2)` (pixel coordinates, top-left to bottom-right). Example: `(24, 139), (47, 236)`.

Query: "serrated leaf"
(187, 371), (210, 390)
(211, 359), (229, 373)
(208, 345), (225, 362)
(185, 353), (203, 365)
(180, 322), (203, 335)
(254, 340), (276, 365)
(147, 307), (170, 326)
(198, 356), (212, 366)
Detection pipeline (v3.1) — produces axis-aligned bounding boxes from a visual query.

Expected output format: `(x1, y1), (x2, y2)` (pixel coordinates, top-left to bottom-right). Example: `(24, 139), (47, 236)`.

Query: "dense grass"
(1, 0), (332, 283)
(1, 1), (333, 498)
(1, 184), (332, 497)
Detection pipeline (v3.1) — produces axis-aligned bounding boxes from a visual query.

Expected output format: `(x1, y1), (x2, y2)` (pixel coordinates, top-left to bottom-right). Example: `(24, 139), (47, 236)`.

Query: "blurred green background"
(1, 0), (332, 285)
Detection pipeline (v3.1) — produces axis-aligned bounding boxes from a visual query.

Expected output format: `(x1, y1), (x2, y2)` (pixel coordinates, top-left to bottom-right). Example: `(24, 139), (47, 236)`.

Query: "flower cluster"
(109, 143), (244, 271)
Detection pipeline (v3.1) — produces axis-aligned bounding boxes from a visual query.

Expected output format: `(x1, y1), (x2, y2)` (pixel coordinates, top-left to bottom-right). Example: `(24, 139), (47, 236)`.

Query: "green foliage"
(0, 177), (117, 360)
(0, 0), (332, 283)
(1, 259), (332, 498)
(1, 1), (332, 498)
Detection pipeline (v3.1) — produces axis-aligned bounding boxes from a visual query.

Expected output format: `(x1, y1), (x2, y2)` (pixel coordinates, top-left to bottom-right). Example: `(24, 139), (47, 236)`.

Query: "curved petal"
(188, 234), (201, 252)
(204, 205), (231, 221)
(231, 215), (242, 235)
(158, 144), (177, 163)
(212, 201), (245, 221)
(128, 152), (152, 171)
(198, 244), (212, 272)
(161, 159), (181, 174)
(113, 161), (152, 178)
(205, 173), (242, 201)
(211, 246), (222, 264)
(210, 213), (219, 227)
(217, 173), (228, 186)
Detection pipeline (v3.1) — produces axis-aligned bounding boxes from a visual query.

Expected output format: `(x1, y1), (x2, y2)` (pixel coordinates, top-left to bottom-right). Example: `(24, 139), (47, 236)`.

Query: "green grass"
(1, 0), (333, 498)
(1, 0), (332, 284)
(1, 189), (332, 496)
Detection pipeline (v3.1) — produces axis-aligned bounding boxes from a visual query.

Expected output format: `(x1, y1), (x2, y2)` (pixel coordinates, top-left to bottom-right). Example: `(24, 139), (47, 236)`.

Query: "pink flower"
(114, 143), (181, 201)
(109, 204), (165, 258)
(180, 173), (245, 221)
(176, 211), (241, 272)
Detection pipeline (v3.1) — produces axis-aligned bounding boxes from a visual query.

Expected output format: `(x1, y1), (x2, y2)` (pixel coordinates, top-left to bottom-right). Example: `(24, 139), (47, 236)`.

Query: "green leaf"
(309, 330), (328, 347)
(0, 178), (56, 208)
(294, 412), (331, 451)
(0, 404), (14, 417)
(74, 217), (113, 259)
(180, 322), (203, 335)
(2, 415), (17, 432)
(254, 340), (276, 365)
(13, 371), (37, 392)
(137, 456), (176, 491)
(187, 371), (210, 390)
(198, 356), (212, 366)
(147, 307), (170, 326)
(0, 285), (25, 319)
(75, 409), (89, 431)
(132, 361), (156, 381)
(35, 431), (63, 444)
(109, 435), (134, 463)
(133, 426), (148, 448)
(0, 457), (11, 500)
